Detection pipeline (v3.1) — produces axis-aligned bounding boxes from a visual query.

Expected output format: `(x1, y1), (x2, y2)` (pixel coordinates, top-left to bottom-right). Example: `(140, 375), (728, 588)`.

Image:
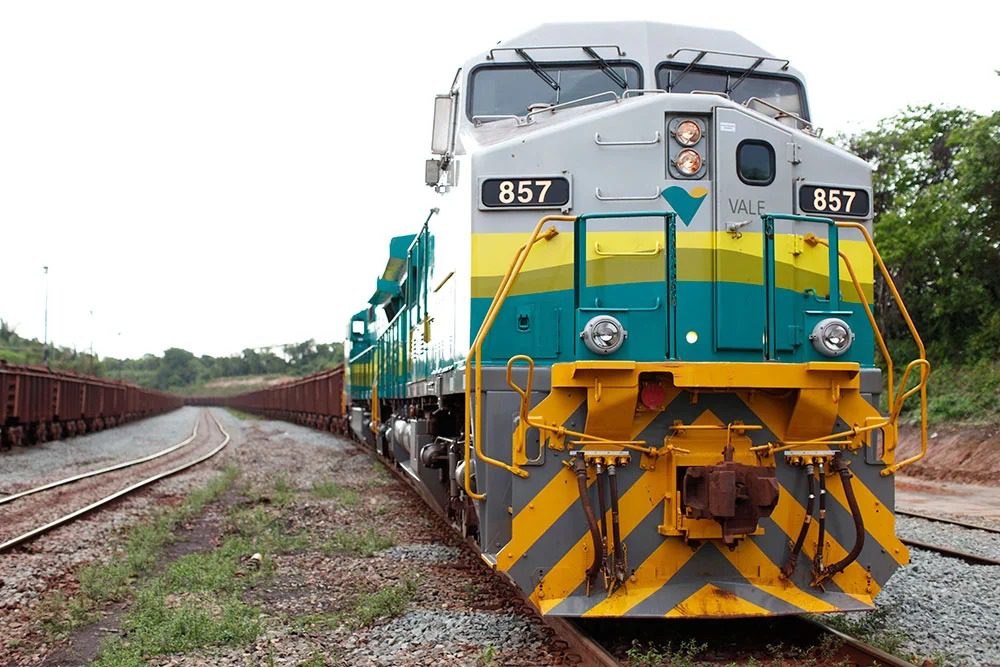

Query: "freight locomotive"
(236, 22), (932, 620)
(0, 362), (183, 447)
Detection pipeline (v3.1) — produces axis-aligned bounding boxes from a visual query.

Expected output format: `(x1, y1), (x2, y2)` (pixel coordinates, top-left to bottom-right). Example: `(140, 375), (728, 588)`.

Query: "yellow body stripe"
(471, 230), (874, 300)
(528, 410), (663, 611)
(714, 539), (841, 613)
(499, 393), (587, 570)
(471, 231), (575, 277)
(666, 583), (772, 617)
(501, 467), (583, 571)
(580, 539), (699, 617)
(533, 464), (663, 613)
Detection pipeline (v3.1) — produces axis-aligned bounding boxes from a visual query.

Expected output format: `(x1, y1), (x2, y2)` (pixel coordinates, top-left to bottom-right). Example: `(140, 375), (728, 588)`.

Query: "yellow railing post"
(369, 381), (379, 434)
(808, 223), (930, 476)
(462, 215), (571, 501)
(506, 355), (535, 467)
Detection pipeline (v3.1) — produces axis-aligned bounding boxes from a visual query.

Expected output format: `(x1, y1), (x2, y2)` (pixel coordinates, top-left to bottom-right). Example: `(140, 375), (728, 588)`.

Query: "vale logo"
(661, 186), (708, 226)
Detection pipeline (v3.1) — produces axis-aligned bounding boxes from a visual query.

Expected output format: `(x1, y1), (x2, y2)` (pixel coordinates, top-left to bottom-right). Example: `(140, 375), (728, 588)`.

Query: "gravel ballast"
(0, 409), (576, 665)
(0, 406), (202, 492)
(343, 609), (551, 665)
(898, 515), (1000, 561)
(0, 408), (234, 662)
(7, 407), (998, 666)
(867, 548), (1000, 667)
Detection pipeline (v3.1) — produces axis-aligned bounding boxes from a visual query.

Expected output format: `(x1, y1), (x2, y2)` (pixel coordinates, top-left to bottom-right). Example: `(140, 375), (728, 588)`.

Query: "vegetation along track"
(0, 410), (230, 553)
(896, 509), (1000, 566)
(569, 614), (916, 666)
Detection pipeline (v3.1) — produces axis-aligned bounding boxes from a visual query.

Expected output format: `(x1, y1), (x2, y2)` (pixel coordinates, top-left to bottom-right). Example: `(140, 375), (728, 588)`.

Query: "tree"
(844, 106), (1000, 362)
(155, 348), (199, 389)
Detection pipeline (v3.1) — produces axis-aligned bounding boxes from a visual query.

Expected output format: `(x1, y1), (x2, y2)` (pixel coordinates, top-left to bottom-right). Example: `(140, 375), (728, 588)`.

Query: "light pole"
(42, 266), (49, 365)
(89, 309), (95, 374)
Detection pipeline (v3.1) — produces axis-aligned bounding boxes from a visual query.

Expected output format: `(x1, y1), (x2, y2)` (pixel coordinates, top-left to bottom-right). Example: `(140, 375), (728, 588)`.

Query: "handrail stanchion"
(837, 221), (929, 476)
(463, 216), (572, 500)
(789, 215), (930, 475)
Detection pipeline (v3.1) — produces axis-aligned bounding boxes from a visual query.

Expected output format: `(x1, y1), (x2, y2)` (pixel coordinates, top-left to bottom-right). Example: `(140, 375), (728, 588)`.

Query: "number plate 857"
(480, 177), (570, 210)
(799, 184), (871, 218)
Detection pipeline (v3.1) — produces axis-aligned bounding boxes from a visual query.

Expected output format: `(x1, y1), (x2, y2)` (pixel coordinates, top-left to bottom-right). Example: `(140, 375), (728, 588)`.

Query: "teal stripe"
(472, 280), (875, 366)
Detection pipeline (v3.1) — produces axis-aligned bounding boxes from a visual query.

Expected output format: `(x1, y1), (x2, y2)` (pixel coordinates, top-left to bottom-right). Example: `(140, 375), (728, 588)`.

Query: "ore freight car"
(343, 22), (932, 620)
(211, 367), (345, 433)
(0, 362), (182, 447)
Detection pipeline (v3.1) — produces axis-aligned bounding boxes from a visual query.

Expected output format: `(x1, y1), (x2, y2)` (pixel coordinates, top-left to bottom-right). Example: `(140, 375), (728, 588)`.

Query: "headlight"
(675, 149), (703, 176)
(674, 120), (702, 146)
(810, 318), (855, 357)
(580, 315), (627, 355)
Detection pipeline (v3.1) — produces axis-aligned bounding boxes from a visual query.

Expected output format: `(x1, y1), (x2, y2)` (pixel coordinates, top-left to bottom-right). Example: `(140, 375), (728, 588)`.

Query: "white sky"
(1, 1), (996, 360)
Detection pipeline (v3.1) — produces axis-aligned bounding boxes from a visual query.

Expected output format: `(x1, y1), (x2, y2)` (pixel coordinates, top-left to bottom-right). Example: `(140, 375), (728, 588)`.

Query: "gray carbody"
(356, 23), (890, 616)
(422, 22), (878, 568)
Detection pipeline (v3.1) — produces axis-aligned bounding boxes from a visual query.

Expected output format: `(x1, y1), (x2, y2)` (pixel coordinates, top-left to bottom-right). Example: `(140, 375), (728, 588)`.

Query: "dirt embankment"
(896, 423), (1000, 486)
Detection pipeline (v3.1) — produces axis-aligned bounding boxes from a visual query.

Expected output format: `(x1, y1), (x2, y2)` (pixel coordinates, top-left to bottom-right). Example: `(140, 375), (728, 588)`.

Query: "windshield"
(656, 64), (807, 120)
(469, 62), (641, 119)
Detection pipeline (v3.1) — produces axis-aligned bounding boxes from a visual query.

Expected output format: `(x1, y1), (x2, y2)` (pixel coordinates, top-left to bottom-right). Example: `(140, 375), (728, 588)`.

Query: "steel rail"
(897, 508), (1000, 535)
(0, 414), (202, 506)
(264, 412), (919, 666)
(900, 537), (1000, 566)
(344, 428), (619, 667)
(802, 617), (916, 666)
(555, 619), (620, 667)
(0, 412), (230, 554)
(571, 614), (913, 666)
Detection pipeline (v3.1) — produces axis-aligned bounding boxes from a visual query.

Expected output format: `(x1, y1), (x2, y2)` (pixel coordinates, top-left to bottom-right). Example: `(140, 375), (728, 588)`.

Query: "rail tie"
(0, 412), (230, 554)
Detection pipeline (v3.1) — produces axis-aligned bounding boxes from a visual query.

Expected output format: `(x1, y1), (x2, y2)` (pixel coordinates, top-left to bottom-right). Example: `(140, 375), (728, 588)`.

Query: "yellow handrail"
(507, 355), (535, 466)
(525, 418), (661, 458)
(506, 355), (535, 426)
(463, 216), (570, 500)
(369, 381), (379, 434)
(594, 241), (662, 257)
(806, 222), (930, 476)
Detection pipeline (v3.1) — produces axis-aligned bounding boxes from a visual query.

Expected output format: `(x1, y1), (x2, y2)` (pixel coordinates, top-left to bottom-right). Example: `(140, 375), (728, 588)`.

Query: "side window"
(737, 140), (775, 186)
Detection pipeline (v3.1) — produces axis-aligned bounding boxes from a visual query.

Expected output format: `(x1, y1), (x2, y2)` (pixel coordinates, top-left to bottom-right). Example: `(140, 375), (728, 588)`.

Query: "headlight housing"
(580, 315), (627, 355)
(674, 119), (702, 146)
(675, 149), (703, 176)
(810, 318), (855, 357)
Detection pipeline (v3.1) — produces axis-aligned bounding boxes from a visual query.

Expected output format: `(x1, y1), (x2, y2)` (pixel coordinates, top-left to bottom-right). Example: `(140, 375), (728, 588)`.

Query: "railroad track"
(897, 508), (1000, 534)
(897, 508), (1000, 566)
(356, 431), (918, 666)
(567, 615), (916, 666)
(0, 410), (230, 554)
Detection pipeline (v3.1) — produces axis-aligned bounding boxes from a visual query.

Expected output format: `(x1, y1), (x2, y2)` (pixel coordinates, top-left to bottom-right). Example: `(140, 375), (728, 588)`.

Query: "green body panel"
(472, 280), (874, 366)
(348, 213), (874, 398)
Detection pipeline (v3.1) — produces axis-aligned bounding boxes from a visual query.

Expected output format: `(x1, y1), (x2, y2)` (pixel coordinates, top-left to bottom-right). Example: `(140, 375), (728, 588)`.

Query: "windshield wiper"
(583, 46), (628, 90)
(726, 56), (765, 95)
(515, 48), (559, 92)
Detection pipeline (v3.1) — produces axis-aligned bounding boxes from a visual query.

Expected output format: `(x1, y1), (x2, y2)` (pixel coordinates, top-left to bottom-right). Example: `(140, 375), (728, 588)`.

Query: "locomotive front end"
(448, 23), (930, 619)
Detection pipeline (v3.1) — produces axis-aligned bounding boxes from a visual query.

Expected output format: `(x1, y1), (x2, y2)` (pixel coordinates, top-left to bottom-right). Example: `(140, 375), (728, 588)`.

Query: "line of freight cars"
(195, 366), (346, 433)
(0, 361), (183, 447)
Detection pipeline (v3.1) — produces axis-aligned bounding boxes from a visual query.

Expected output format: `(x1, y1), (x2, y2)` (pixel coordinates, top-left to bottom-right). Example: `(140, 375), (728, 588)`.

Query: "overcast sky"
(1, 1), (996, 360)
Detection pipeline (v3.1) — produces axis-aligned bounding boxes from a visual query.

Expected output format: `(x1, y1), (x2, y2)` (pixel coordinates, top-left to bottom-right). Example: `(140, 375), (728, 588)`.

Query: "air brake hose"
(817, 458), (866, 583)
(608, 464), (626, 583)
(574, 454), (604, 588)
(815, 461), (827, 575)
(782, 463), (816, 578)
(595, 463), (609, 566)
